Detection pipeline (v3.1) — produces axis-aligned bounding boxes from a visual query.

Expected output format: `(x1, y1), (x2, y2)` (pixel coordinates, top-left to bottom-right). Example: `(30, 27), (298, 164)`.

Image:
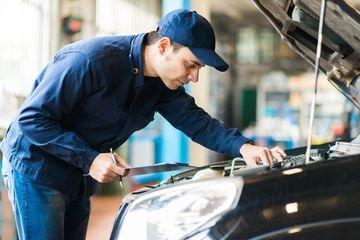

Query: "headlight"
(116, 178), (243, 240)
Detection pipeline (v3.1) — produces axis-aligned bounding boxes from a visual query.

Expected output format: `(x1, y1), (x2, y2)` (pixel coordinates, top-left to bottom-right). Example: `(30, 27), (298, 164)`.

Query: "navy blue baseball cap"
(157, 9), (229, 72)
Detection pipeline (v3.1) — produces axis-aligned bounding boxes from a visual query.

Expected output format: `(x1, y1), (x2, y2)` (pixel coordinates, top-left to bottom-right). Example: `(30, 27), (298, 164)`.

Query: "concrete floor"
(1, 192), (123, 240)
(87, 196), (123, 240)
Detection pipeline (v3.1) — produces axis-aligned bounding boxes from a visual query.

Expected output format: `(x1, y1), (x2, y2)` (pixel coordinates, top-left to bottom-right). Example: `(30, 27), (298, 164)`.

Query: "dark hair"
(146, 31), (183, 53)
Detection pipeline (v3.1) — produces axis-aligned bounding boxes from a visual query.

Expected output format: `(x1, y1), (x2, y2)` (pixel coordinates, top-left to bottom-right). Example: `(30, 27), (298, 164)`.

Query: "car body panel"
(206, 155), (360, 239)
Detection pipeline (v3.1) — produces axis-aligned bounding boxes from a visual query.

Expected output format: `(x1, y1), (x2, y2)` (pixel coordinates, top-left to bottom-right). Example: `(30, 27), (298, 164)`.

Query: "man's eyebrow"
(191, 60), (205, 67)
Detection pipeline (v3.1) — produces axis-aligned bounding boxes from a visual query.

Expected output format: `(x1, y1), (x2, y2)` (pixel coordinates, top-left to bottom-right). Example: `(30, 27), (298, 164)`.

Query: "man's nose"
(188, 69), (199, 82)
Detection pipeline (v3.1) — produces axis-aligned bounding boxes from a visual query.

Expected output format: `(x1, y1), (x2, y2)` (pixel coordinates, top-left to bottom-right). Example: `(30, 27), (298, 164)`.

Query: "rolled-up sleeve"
(157, 87), (252, 156)
(18, 52), (99, 172)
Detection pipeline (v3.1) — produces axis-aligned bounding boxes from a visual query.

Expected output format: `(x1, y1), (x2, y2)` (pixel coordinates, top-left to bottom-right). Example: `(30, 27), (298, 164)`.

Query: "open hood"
(252, 0), (360, 109)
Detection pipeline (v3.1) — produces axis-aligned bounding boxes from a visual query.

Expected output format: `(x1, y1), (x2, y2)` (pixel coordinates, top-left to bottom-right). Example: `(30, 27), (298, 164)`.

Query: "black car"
(110, 0), (360, 239)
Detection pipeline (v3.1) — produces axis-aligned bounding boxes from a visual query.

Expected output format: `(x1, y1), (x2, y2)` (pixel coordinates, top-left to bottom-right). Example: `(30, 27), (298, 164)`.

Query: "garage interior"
(1, 0), (360, 239)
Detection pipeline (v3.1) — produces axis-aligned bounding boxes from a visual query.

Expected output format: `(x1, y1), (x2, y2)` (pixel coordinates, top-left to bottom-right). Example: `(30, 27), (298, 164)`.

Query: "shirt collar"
(130, 33), (147, 89)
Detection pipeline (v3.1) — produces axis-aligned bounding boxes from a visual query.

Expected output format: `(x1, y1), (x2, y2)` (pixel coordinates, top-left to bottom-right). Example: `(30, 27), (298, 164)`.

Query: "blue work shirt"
(0, 33), (251, 198)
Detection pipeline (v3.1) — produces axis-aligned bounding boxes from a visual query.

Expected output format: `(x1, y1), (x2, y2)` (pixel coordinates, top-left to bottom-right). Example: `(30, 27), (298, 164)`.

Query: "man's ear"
(157, 37), (171, 55)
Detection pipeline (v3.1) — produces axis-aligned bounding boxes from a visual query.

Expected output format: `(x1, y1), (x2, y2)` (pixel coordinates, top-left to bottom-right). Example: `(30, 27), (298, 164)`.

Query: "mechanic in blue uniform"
(1, 9), (286, 240)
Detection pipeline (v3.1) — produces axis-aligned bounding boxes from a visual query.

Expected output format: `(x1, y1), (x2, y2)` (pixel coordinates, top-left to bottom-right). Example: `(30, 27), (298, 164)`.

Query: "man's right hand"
(89, 153), (130, 183)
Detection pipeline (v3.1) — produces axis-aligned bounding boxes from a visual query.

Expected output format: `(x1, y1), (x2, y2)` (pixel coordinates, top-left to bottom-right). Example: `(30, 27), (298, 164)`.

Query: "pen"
(110, 148), (123, 188)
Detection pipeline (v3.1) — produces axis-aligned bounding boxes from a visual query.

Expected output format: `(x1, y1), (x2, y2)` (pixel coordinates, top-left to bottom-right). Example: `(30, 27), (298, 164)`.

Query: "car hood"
(251, 0), (360, 109)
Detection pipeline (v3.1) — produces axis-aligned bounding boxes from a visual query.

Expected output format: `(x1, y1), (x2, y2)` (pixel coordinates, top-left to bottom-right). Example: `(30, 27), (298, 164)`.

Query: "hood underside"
(252, 0), (360, 109)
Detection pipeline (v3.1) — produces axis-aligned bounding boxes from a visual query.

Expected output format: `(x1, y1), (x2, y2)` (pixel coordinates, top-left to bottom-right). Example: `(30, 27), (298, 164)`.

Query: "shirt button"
(133, 68), (139, 75)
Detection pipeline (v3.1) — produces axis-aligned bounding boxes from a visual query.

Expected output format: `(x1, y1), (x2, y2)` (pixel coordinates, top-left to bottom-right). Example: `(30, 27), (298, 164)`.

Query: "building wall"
(0, 0), (54, 130)
(96, 0), (161, 36)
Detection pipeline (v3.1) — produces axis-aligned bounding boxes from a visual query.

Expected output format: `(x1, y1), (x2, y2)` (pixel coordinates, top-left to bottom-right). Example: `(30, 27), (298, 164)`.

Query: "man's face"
(155, 41), (205, 90)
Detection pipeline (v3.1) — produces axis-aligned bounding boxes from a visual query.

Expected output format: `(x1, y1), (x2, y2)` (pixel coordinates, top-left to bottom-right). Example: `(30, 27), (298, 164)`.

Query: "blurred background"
(0, 0), (359, 239)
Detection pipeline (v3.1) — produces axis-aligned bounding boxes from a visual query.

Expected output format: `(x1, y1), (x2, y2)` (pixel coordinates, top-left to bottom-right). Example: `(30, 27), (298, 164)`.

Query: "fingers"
(271, 151), (284, 162)
(109, 164), (125, 176)
(258, 148), (272, 166)
(89, 153), (128, 183)
(271, 146), (287, 157)
(99, 172), (118, 183)
(244, 157), (258, 167)
(90, 170), (117, 183)
(240, 144), (287, 167)
(259, 146), (287, 165)
(114, 153), (131, 168)
(271, 146), (287, 162)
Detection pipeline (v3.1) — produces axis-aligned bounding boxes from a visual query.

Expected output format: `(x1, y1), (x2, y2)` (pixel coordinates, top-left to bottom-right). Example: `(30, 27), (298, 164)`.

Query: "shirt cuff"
(81, 149), (99, 173)
(231, 136), (253, 156)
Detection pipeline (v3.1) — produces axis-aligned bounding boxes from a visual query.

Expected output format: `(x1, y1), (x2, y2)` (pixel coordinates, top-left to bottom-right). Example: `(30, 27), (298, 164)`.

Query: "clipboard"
(123, 162), (196, 177)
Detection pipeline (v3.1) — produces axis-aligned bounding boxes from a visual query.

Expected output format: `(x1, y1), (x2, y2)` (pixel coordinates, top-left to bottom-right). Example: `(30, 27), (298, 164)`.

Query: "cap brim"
(188, 47), (229, 72)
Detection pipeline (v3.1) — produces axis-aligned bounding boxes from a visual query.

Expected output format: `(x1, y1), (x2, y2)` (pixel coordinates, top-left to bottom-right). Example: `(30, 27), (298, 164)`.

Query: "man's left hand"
(240, 143), (286, 167)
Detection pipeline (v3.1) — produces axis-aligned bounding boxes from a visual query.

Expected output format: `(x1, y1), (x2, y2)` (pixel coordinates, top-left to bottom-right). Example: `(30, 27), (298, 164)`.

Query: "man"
(1, 9), (286, 239)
